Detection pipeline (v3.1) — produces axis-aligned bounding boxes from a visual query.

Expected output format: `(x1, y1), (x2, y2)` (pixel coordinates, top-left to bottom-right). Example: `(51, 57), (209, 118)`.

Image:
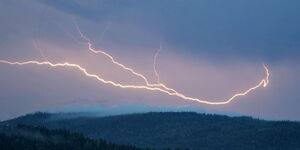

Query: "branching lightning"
(73, 19), (178, 94)
(153, 39), (163, 84)
(0, 19), (270, 105)
(32, 39), (49, 61)
(97, 21), (111, 43)
(0, 59), (269, 105)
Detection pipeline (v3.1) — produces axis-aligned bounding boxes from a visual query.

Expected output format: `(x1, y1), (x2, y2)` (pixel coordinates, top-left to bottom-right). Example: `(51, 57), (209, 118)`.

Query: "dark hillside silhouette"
(2, 112), (300, 150)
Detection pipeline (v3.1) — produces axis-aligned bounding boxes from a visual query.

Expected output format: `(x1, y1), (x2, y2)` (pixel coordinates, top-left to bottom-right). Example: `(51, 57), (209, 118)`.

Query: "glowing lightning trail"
(32, 40), (49, 61)
(0, 59), (270, 105)
(72, 19), (271, 104)
(97, 21), (111, 44)
(153, 39), (162, 84)
(72, 19), (178, 94)
(2, 19), (270, 105)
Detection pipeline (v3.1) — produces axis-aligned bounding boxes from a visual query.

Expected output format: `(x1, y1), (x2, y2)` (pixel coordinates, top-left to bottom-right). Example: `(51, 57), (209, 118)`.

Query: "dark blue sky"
(39, 0), (300, 61)
(0, 0), (299, 120)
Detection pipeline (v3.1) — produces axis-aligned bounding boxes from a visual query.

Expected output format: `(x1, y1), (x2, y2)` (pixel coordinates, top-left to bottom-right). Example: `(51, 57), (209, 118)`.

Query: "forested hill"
(0, 124), (156, 150)
(2, 112), (300, 150)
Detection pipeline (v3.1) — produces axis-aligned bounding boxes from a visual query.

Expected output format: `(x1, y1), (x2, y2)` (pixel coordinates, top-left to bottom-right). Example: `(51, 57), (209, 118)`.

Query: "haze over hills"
(2, 112), (300, 150)
(51, 103), (241, 118)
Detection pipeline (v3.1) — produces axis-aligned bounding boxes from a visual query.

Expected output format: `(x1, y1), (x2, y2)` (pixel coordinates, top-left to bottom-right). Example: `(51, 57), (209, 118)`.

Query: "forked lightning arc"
(0, 20), (270, 105)
(153, 39), (163, 84)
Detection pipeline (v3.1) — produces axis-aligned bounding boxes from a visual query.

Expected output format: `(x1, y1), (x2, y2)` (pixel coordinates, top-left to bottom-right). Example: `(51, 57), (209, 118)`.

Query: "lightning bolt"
(97, 21), (111, 43)
(0, 19), (270, 105)
(0, 59), (270, 105)
(54, 21), (86, 45)
(73, 18), (178, 94)
(153, 39), (163, 84)
(69, 18), (270, 104)
(32, 39), (49, 61)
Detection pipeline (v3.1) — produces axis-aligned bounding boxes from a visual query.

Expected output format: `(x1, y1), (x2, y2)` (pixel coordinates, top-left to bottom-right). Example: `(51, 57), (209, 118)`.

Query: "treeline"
(0, 125), (178, 150)
(2, 112), (300, 150)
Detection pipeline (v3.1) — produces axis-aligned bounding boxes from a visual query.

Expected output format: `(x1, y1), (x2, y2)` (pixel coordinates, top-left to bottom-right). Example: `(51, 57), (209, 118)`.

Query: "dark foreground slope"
(2, 112), (300, 150)
(0, 125), (154, 150)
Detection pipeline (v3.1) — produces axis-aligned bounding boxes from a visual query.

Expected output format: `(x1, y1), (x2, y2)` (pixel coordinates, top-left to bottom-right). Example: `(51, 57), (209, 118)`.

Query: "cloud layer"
(0, 0), (299, 120)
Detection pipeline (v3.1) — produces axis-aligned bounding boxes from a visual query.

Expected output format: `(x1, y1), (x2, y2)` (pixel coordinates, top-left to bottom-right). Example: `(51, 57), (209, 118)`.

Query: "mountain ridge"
(2, 111), (300, 150)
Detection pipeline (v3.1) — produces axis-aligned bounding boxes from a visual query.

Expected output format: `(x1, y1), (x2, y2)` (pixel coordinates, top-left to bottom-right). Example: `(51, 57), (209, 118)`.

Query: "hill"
(2, 112), (300, 150)
(0, 124), (156, 150)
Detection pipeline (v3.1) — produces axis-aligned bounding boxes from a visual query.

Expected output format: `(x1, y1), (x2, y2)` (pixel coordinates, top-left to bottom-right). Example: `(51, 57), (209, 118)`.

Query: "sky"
(0, 0), (299, 121)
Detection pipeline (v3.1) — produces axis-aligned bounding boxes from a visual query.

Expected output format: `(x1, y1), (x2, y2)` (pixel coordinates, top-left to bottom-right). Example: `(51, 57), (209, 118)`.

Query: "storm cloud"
(0, 0), (299, 121)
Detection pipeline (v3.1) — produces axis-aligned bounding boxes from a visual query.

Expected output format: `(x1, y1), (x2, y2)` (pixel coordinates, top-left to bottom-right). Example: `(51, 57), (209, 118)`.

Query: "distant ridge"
(2, 112), (300, 150)
(0, 124), (157, 150)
